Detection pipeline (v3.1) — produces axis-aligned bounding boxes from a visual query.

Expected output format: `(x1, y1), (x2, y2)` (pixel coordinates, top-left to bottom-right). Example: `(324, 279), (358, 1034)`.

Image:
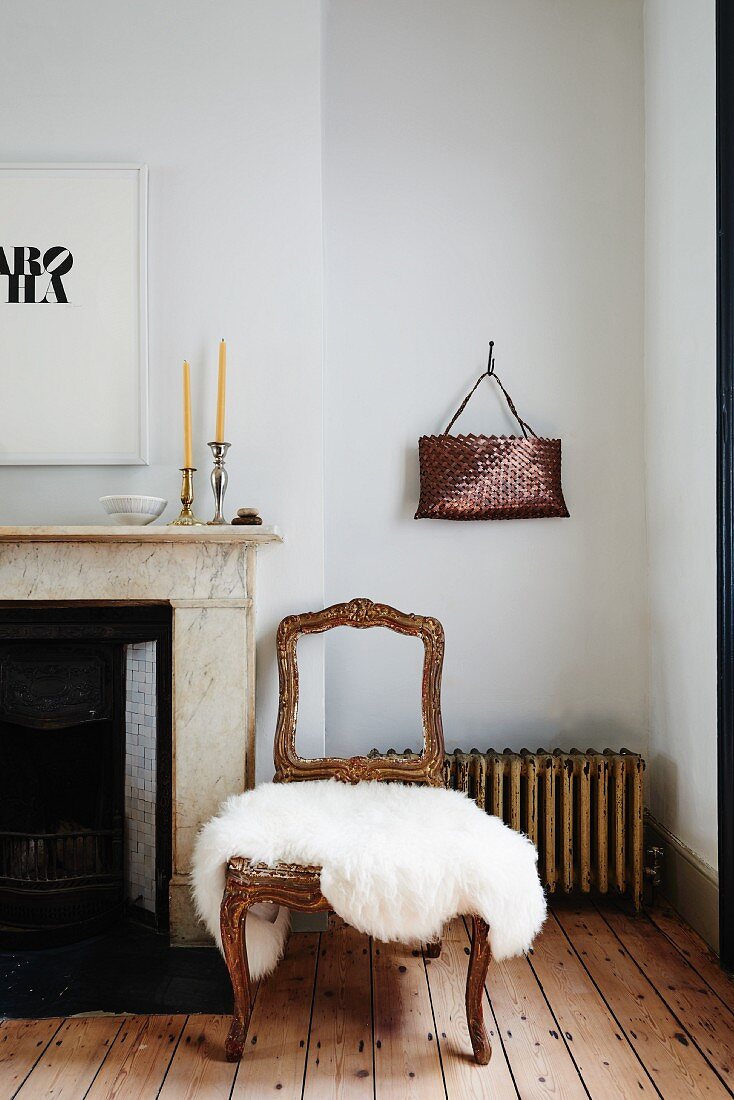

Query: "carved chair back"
(272, 598), (445, 787)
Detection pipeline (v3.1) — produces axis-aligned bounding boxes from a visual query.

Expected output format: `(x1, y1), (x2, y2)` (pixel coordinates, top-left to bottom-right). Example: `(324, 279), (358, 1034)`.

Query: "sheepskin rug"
(191, 779), (546, 981)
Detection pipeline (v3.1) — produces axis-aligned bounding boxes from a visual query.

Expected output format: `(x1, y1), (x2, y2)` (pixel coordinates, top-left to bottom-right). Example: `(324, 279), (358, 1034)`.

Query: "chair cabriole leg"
(220, 881), (255, 1062)
(465, 915), (492, 1065)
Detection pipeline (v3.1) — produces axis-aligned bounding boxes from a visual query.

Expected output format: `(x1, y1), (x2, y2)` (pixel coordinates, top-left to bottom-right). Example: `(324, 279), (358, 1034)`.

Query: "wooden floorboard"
(528, 913), (658, 1097)
(84, 1014), (186, 1100)
(556, 905), (730, 1098)
(158, 1015), (237, 1100)
(302, 917), (373, 1099)
(646, 900), (734, 1017)
(461, 918), (587, 1100)
(601, 903), (734, 1093)
(423, 919), (517, 1098)
(13, 1016), (123, 1099)
(0, 1018), (64, 1100)
(372, 938), (445, 1100)
(230, 931), (320, 1099)
(3, 901), (734, 1099)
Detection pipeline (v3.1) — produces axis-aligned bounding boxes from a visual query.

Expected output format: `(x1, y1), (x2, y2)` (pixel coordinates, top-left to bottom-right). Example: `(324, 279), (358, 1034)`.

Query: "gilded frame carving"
(272, 597), (445, 786)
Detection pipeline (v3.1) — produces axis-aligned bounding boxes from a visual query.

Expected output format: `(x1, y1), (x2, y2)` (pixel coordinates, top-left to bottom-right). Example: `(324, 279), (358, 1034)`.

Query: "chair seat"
(192, 777), (546, 979)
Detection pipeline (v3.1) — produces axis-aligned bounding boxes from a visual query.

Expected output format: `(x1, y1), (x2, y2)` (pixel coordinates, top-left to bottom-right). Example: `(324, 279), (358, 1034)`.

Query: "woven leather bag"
(415, 346), (569, 521)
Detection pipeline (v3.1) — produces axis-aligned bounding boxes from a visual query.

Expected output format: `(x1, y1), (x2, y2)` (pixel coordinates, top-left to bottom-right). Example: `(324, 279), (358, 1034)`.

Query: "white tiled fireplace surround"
(0, 526), (281, 943)
(125, 640), (157, 913)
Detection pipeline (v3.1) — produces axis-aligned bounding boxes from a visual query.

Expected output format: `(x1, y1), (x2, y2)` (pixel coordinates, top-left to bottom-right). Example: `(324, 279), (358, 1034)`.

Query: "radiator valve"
(644, 845), (664, 887)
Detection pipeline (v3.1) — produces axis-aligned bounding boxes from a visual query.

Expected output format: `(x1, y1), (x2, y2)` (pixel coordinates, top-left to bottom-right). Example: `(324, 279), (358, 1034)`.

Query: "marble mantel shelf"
(0, 525), (282, 544)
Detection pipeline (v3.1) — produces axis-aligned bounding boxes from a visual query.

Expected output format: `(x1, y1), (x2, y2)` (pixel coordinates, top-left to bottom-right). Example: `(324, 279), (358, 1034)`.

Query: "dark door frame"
(717, 0), (734, 971)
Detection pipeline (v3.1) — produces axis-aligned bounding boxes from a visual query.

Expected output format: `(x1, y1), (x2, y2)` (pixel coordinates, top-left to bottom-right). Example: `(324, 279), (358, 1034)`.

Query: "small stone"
(231, 515), (263, 526)
(236, 508), (260, 518)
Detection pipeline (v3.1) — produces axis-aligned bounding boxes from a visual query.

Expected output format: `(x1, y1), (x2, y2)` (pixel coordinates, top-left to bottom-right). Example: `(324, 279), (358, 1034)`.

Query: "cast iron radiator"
(369, 747), (645, 912)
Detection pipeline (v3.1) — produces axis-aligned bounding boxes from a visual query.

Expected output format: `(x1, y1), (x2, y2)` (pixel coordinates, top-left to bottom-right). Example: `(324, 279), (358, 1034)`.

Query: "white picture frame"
(0, 163), (148, 465)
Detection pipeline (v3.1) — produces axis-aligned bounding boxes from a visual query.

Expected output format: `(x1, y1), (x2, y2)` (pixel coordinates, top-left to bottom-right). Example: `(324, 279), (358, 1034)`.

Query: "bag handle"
(443, 342), (537, 439)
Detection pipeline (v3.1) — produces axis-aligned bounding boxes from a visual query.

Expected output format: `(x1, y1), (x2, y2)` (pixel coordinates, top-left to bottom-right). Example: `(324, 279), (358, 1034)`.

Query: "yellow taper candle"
(216, 338), (227, 442)
(182, 360), (193, 468)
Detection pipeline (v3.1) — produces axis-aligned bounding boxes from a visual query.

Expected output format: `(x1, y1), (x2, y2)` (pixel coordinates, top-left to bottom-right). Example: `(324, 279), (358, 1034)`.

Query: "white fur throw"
(191, 779), (546, 981)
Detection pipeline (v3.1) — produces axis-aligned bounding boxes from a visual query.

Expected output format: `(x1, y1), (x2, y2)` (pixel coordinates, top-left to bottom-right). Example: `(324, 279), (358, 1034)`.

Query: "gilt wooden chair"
(219, 598), (492, 1065)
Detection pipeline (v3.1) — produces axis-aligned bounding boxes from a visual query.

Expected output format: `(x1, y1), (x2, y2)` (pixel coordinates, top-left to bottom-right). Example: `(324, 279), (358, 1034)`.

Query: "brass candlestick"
(169, 467), (206, 526)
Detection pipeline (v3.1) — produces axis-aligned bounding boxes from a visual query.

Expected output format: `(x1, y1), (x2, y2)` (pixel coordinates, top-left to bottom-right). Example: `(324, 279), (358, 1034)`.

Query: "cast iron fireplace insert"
(0, 602), (172, 949)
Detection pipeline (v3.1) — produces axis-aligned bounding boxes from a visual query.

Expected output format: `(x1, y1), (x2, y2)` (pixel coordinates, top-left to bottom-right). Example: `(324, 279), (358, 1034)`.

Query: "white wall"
(321, 0), (648, 758)
(0, 0), (326, 779)
(644, 1), (717, 870)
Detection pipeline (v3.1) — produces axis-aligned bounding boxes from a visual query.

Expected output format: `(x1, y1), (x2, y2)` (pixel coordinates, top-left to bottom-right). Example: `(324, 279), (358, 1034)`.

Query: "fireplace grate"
(0, 830), (120, 886)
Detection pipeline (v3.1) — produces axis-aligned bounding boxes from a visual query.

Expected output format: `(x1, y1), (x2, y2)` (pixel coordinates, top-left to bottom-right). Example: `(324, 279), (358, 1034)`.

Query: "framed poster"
(0, 164), (148, 464)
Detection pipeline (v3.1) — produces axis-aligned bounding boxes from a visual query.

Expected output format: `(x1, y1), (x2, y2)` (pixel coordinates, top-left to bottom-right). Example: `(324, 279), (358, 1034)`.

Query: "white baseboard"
(645, 812), (720, 953)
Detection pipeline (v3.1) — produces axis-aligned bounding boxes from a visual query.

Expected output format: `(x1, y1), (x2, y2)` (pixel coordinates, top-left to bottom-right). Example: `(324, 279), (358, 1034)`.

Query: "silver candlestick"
(207, 441), (231, 525)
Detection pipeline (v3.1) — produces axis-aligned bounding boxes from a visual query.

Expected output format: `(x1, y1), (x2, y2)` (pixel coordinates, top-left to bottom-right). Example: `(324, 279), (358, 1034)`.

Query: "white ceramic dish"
(99, 495), (167, 525)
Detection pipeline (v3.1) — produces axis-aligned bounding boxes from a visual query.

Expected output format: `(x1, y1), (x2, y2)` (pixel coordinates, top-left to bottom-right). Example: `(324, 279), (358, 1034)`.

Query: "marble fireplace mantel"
(0, 525), (282, 943)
